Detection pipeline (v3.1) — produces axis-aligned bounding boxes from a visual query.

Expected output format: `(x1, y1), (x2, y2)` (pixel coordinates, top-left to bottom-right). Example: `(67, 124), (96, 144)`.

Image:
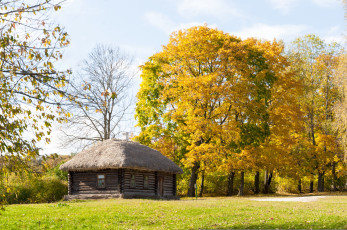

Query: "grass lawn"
(0, 195), (346, 229)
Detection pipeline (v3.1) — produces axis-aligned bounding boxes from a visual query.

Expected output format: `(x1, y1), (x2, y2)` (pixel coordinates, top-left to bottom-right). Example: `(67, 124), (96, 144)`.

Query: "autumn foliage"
(0, 0), (70, 205)
(136, 26), (345, 196)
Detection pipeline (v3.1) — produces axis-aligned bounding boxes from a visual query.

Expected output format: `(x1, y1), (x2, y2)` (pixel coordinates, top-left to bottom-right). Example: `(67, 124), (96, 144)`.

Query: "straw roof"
(60, 139), (183, 174)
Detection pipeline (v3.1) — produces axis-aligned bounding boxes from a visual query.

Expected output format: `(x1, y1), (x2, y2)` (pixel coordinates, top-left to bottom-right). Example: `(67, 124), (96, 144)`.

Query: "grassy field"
(0, 195), (346, 229)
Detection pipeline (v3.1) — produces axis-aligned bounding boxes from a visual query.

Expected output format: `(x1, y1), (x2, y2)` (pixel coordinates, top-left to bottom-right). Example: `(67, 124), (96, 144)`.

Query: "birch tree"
(61, 44), (135, 149)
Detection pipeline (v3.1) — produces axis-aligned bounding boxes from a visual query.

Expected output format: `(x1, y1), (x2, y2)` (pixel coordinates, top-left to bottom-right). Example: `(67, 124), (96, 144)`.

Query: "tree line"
(135, 26), (346, 196)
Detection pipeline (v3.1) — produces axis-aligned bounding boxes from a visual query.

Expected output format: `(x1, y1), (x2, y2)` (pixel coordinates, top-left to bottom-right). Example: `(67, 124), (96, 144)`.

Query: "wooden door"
(158, 176), (164, 197)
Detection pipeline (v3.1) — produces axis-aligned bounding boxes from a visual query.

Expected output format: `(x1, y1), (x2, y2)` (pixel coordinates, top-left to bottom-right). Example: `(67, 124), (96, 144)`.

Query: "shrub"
(39, 176), (68, 203)
(2, 174), (67, 204)
(276, 177), (300, 193)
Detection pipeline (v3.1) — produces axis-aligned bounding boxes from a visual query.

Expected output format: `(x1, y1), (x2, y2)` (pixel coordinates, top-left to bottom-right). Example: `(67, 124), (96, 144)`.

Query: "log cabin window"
(130, 174), (136, 188)
(97, 174), (105, 188)
(144, 175), (149, 189)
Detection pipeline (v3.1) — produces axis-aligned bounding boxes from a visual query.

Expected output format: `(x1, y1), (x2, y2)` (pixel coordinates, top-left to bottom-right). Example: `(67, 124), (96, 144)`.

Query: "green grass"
(0, 196), (346, 229)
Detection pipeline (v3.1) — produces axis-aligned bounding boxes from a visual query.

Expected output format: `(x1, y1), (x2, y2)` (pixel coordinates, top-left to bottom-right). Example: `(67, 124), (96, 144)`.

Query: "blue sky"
(45, 0), (346, 155)
(55, 0), (345, 69)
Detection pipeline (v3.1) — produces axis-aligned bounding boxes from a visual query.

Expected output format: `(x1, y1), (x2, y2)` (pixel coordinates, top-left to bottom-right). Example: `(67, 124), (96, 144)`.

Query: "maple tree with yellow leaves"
(136, 26), (304, 196)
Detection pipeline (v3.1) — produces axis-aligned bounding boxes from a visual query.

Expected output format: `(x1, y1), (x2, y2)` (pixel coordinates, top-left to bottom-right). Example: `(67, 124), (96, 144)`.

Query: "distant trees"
(61, 44), (135, 149)
(331, 0), (347, 187)
(332, 0), (346, 163)
(288, 35), (342, 192)
(333, 53), (347, 163)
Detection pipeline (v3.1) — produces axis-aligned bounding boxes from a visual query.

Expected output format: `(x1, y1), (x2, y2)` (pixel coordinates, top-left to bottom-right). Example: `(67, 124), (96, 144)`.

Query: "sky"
(43, 0), (346, 155)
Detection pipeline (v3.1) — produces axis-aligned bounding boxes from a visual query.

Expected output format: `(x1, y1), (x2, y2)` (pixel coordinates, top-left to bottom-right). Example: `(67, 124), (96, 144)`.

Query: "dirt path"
(251, 196), (327, 202)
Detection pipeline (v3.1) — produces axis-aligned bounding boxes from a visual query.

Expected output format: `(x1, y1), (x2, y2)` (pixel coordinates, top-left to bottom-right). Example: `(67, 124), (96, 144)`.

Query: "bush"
(204, 172), (228, 196)
(2, 174), (67, 204)
(276, 177), (300, 193)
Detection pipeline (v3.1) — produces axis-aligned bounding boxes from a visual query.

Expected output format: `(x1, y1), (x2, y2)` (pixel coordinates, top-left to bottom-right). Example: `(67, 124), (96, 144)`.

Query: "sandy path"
(251, 196), (327, 202)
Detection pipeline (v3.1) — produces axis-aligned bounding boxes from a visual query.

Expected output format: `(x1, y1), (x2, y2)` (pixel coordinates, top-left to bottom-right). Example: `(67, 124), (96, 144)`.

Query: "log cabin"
(60, 139), (183, 200)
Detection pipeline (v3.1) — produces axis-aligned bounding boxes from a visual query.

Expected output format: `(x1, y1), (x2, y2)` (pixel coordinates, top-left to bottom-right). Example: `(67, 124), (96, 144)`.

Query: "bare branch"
(59, 44), (136, 150)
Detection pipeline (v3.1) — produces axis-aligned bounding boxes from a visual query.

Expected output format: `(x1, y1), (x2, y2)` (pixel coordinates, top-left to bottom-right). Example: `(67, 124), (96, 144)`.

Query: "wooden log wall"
(69, 168), (178, 198)
(154, 171), (158, 195)
(123, 169), (156, 196)
(118, 169), (124, 193)
(72, 169), (119, 195)
(158, 172), (175, 197)
(173, 174), (177, 196)
(68, 172), (73, 195)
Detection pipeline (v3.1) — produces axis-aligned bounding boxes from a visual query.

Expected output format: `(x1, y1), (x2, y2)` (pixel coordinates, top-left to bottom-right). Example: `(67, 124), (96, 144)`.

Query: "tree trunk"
(263, 170), (273, 194)
(332, 163), (337, 191)
(254, 171), (260, 194)
(187, 162), (200, 197)
(199, 172), (204, 197)
(310, 180), (314, 193)
(268, 172), (272, 190)
(263, 170), (268, 193)
(238, 171), (244, 196)
(227, 171), (235, 196)
(318, 172), (324, 192)
(298, 179), (302, 193)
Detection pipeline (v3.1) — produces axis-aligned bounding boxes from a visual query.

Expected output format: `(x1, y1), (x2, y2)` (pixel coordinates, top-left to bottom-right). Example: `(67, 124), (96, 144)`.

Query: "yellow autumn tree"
(288, 35), (342, 192)
(0, 0), (70, 207)
(136, 26), (301, 196)
(243, 39), (305, 193)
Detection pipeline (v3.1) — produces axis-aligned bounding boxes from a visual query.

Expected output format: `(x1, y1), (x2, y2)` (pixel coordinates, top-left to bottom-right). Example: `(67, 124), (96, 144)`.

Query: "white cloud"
(177, 0), (242, 19)
(144, 11), (209, 35)
(311, 0), (340, 7)
(118, 43), (157, 60)
(233, 23), (308, 41)
(266, 0), (299, 14)
(323, 35), (345, 44)
(144, 12), (176, 34)
(323, 25), (346, 44)
(328, 25), (341, 34)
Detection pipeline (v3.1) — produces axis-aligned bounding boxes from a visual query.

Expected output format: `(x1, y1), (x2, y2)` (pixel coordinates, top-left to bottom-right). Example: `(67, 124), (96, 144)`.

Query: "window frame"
(97, 174), (106, 189)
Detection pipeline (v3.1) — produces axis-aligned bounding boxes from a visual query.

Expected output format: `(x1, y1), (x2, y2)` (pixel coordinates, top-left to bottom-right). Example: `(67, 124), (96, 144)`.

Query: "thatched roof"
(60, 139), (183, 174)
